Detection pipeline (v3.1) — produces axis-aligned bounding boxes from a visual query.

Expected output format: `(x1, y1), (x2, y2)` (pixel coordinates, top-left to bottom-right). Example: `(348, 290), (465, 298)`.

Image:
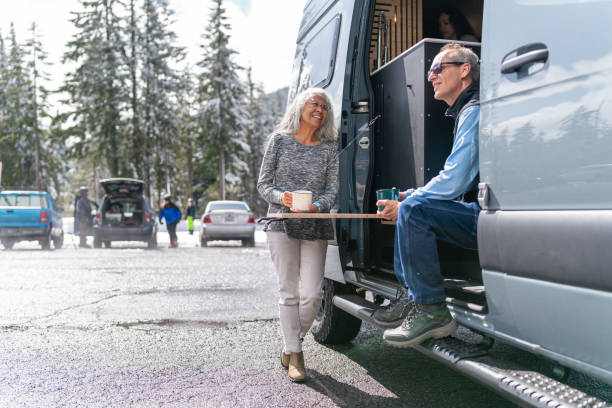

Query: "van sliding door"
(479, 0), (612, 378)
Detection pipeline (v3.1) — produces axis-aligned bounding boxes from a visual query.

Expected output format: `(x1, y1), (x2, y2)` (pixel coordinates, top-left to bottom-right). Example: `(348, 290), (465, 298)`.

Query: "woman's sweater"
(257, 133), (339, 240)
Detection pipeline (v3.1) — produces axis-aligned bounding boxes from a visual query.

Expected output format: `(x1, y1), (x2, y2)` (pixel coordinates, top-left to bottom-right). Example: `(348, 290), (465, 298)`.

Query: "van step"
(444, 279), (488, 314)
(334, 293), (609, 408)
(332, 294), (388, 331)
(415, 340), (610, 408)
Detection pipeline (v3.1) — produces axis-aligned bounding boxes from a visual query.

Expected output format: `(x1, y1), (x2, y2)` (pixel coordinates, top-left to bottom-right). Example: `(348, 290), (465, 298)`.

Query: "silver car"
(199, 200), (255, 247)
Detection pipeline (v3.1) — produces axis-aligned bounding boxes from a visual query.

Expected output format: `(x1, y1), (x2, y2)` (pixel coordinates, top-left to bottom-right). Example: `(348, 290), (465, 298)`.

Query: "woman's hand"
(282, 191), (293, 208)
(290, 204), (319, 213)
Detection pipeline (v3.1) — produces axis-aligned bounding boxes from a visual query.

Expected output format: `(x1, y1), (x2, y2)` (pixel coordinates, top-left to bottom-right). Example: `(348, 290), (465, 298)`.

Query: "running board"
(333, 294), (610, 408)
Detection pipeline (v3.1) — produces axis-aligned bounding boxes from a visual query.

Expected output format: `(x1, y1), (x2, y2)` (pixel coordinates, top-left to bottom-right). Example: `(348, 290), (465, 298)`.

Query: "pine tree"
(196, 0), (247, 200)
(61, 0), (128, 177)
(0, 30), (9, 186)
(141, 0), (185, 200)
(3, 24), (35, 188)
(242, 67), (268, 216)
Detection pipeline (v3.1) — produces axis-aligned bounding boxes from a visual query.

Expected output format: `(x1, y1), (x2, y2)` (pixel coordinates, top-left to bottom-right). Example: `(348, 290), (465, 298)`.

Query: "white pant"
(267, 231), (328, 353)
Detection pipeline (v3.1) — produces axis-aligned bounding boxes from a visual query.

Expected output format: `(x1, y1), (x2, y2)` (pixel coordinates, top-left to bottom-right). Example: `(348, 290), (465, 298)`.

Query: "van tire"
(311, 278), (362, 344)
(93, 235), (102, 248)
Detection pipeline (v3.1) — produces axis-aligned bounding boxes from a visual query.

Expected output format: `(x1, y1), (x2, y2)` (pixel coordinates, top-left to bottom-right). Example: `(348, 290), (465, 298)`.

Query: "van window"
(297, 14), (341, 91)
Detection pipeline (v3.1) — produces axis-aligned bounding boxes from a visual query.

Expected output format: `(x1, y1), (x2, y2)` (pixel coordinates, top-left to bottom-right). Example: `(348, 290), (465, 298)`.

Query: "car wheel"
(147, 234), (157, 249)
(311, 278), (363, 344)
(103, 241), (111, 248)
(93, 235), (102, 248)
(1, 239), (15, 250)
(200, 237), (207, 247)
(247, 236), (255, 247)
(53, 232), (64, 249)
(40, 234), (51, 250)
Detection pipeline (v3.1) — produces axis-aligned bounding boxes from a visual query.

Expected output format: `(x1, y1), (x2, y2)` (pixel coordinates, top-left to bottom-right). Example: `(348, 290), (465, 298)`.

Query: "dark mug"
(376, 188), (399, 211)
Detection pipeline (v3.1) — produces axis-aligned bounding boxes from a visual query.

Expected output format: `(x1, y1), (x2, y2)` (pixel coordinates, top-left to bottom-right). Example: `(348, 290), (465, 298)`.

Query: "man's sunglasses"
(427, 61), (467, 77)
(308, 99), (330, 112)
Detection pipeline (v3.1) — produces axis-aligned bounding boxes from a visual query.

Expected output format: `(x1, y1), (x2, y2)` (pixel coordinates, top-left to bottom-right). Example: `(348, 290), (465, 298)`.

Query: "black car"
(92, 178), (157, 248)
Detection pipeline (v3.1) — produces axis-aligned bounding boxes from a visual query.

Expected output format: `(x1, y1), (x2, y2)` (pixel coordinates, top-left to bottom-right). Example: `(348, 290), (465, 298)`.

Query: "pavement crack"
(26, 294), (120, 325)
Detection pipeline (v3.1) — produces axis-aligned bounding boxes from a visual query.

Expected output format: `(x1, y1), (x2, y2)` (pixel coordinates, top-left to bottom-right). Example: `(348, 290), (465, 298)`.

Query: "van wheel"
(93, 235), (102, 248)
(311, 279), (362, 344)
(53, 232), (64, 249)
(103, 241), (111, 248)
(2, 239), (15, 250)
(201, 237), (207, 247)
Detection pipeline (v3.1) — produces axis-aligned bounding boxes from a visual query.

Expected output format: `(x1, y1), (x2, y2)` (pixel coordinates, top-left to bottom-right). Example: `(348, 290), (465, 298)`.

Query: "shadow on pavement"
(306, 370), (404, 408)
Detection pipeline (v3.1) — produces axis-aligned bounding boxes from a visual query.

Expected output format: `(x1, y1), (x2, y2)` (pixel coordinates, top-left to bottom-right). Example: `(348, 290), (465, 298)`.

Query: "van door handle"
(501, 45), (548, 74)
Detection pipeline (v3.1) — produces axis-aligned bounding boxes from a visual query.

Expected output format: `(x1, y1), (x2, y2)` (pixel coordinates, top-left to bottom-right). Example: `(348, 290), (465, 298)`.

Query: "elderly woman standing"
(257, 88), (338, 382)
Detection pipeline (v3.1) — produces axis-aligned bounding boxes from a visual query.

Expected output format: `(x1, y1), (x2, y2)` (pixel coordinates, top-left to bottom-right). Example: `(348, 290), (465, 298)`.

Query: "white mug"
(292, 190), (312, 211)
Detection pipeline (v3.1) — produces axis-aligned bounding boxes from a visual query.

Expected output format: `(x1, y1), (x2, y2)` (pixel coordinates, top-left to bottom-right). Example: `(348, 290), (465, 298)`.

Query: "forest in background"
(0, 0), (287, 216)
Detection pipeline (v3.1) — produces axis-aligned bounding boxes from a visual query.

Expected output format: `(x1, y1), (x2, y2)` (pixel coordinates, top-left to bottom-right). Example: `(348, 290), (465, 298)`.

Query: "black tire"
(53, 232), (64, 249)
(40, 234), (51, 250)
(311, 278), (363, 344)
(2, 239), (15, 250)
(201, 237), (207, 247)
(246, 236), (255, 247)
(93, 235), (102, 248)
(147, 234), (157, 249)
(103, 241), (111, 248)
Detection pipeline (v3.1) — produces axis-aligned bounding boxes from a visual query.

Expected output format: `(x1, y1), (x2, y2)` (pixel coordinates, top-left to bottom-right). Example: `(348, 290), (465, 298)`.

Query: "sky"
(0, 0), (305, 105)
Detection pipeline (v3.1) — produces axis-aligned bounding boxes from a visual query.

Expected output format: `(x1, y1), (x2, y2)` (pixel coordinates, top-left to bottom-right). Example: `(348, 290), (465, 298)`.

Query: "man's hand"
(376, 199), (400, 221)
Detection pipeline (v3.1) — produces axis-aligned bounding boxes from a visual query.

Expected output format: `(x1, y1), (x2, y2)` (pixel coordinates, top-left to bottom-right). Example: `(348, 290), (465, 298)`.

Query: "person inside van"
(437, 8), (479, 42)
(374, 43), (480, 347)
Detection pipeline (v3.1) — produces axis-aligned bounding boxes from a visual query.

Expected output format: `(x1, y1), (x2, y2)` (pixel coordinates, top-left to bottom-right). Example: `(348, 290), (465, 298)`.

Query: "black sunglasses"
(427, 61), (467, 77)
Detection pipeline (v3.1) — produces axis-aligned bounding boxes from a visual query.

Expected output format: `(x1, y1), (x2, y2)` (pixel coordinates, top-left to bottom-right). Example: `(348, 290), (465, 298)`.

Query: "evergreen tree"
(61, 0), (128, 177)
(141, 0), (185, 199)
(0, 30), (8, 186)
(242, 67), (268, 216)
(3, 24), (35, 187)
(196, 0), (247, 200)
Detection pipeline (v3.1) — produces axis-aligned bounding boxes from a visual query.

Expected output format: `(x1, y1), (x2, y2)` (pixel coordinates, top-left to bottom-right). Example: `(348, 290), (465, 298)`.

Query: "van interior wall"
(369, 0), (483, 73)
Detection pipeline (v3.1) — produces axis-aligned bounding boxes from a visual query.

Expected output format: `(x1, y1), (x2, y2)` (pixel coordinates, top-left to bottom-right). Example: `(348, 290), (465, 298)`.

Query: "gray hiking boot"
(383, 303), (458, 347)
(371, 286), (414, 328)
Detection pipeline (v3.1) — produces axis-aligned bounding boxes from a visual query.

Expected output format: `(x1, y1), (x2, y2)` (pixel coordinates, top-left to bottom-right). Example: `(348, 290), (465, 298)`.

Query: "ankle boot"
(280, 347), (290, 369)
(288, 352), (306, 382)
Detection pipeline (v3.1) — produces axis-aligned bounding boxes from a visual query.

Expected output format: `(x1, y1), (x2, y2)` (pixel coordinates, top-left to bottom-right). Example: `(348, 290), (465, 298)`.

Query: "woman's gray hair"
(274, 87), (338, 142)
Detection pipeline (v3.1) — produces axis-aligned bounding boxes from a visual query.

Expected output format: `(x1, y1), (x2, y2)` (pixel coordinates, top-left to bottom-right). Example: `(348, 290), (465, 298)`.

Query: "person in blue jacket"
(159, 195), (182, 248)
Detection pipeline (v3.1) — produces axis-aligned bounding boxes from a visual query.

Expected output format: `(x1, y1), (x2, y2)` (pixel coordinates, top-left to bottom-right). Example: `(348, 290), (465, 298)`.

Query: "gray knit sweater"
(257, 133), (339, 240)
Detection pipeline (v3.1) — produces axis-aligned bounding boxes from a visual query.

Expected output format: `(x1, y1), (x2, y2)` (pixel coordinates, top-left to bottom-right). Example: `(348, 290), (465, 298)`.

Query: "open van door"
(479, 0), (612, 383)
(289, 0), (374, 280)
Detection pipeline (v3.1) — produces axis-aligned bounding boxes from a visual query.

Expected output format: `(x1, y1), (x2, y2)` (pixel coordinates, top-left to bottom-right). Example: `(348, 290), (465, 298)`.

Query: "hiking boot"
(371, 286), (414, 328)
(383, 303), (458, 347)
(280, 347), (290, 369)
(288, 352), (307, 382)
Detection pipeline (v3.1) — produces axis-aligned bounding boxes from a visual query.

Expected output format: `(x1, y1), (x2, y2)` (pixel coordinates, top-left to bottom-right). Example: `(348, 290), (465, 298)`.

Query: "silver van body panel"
(480, 0), (612, 210)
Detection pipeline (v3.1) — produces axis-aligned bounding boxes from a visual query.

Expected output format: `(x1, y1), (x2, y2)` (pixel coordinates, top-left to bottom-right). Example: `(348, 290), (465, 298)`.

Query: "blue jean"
(394, 196), (480, 304)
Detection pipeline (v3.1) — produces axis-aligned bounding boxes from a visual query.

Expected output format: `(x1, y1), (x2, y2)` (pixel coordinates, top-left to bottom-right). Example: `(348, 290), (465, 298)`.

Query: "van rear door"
(479, 0), (612, 381)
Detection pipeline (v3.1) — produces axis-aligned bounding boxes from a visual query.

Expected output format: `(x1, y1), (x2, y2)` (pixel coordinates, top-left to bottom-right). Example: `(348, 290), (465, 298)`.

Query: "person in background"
(75, 187), (93, 248)
(438, 8), (479, 42)
(185, 198), (197, 235)
(159, 195), (181, 248)
(258, 87), (339, 382)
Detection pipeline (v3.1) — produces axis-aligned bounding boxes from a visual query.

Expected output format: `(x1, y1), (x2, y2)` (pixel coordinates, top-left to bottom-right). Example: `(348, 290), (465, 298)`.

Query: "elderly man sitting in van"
(374, 43), (480, 346)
